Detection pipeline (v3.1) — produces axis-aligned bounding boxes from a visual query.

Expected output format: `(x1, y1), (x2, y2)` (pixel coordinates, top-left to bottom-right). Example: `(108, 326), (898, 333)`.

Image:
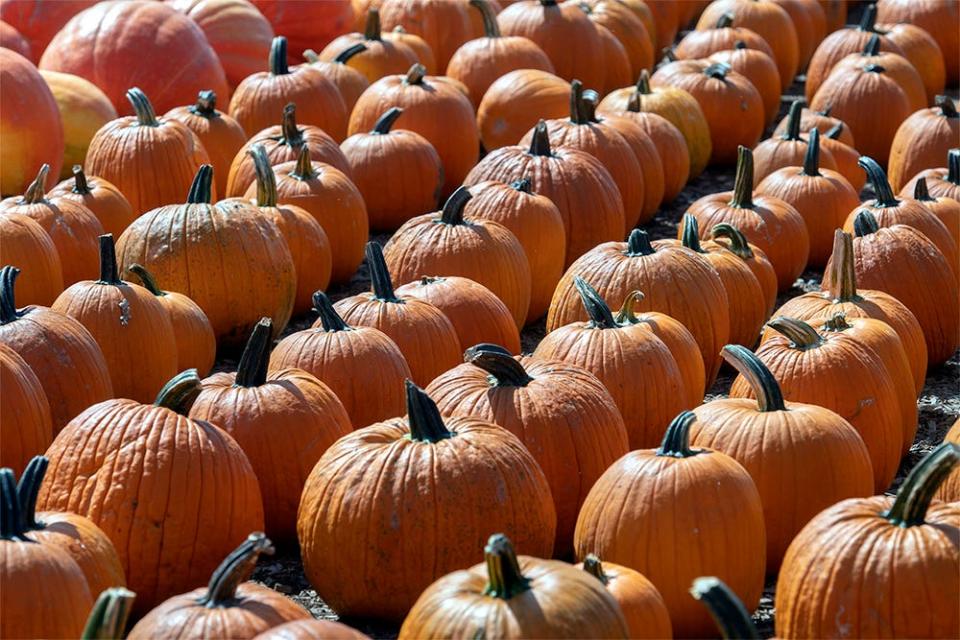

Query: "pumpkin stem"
(511, 177), (532, 194)
(884, 442), (960, 527)
(625, 228), (656, 256)
(626, 90), (642, 113)
(935, 95), (958, 118)
(574, 276), (618, 329)
(364, 8), (383, 40)
(680, 215), (705, 253)
(234, 318), (273, 388)
(858, 3), (877, 31)
(862, 33), (881, 56)
(366, 242), (400, 303)
(690, 576), (761, 640)
(826, 230), (859, 301)
(372, 107), (403, 134)
(710, 223), (754, 259)
(730, 146), (755, 208)
(333, 42), (368, 64)
(864, 63), (885, 74)
(569, 80), (590, 125)
(824, 121), (844, 140)
(269, 36), (289, 75)
(71, 165), (91, 194)
(279, 103), (305, 148)
(817, 104), (832, 117)
(661, 47), (678, 63)
(0, 469), (26, 540)
(853, 210), (880, 237)
(464, 345), (532, 386)
(127, 264), (165, 296)
(0, 266), (23, 325)
(802, 129), (822, 176)
(313, 291), (351, 332)
(657, 411), (698, 458)
(580, 90), (601, 122)
(483, 534), (532, 599)
(913, 177), (934, 202)
(820, 311), (852, 333)
(471, 0), (500, 37)
(303, 49), (319, 63)
(528, 120), (553, 156)
(948, 149), (959, 185)
(404, 63), (427, 85)
(582, 554), (609, 585)
(154, 369), (203, 415)
(540, 0), (558, 6)
(716, 12), (735, 28)
(782, 100), (803, 141)
(127, 88), (159, 127)
(615, 290), (644, 324)
(199, 532), (275, 607)
(859, 156), (898, 207)
(97, 235), (122, 286)
(81, 588), (136, 640)
(22, 164), (49, 204)
(721, 345), (785, 412)
(440, 186), (473, 225)
(704, 62), (730, 80)
(15, 455), (46, 531)
(406, 380), (454, 442)
(766, 317), (824, 349)
(186, 165), (215, 204)
(290, 144), (318, 181)
(249, 145), (278, 207)
(635, 69), (652, 95)
(734, 40), (747, 50)
(190, 90), (218, 118)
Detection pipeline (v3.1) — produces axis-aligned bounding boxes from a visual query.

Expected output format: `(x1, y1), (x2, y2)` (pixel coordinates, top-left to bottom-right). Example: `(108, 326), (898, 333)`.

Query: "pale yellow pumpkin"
(40, 70), (117, 180)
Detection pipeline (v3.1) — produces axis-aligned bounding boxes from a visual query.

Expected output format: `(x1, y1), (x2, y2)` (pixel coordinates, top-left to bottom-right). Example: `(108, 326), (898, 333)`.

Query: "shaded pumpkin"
(302, 45), (370, 111)
(644, 0), (680, 50)
(578, 0), (654, 80)
(828, 33), (927, 112)
(771, 0), (827, 71)
(577, 555), (672, 639)
(476, 68), (570, 151)
(933, 419), (960, 503)
(318, 8), (417, 83)
(50, 166), (135, 239)
(710, 222), (778, 314)
(888, 96), (960, 193)
(752, 100), (838, 184)
(818, 0), (846, 32)
(876, 0), (960, 81)
(676, 12), (776, 62)
(708, 41), (782, 126)
(911, 177), (960, 248)
(250, 0), (355, 64)
(253, 619), (370, 640)
(384, 26), (437, 75)
(377, 0), (475, 69)
(879, 21), (946, 104)
(772, 104), (856, 146)
(0, 345), (51, 475)
(821, 122), (865, 191)
(899, 148), (960, 203)
(0, 213), (63, 306)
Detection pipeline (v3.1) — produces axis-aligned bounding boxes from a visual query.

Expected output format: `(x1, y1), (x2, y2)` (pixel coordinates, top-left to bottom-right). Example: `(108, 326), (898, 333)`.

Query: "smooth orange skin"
(601, 110), (690, 203)
(446, 33), (553, 109)
(772, 0), (826, 70)
(880, 22), (946, 103)
(709, 45), (783, 125)
(304, 58), (370, 112)
(714, 235), (778, 315)
(51, 172), (135, 239)
(888, 106), (960, 193)
(165, 102), (248, 198)
(0, 344), (52, 476)
(384, 28), (436, 74)
(0, 0), (95, 62)
(0, 213), (63, 306)
(140, 287), (217, 377)
(592, 114), (664, 228)
(582, 0), (653, 80)
(573, 560), (673, 639)
(805, 23), (905, 102)
(594, 24), (632, 96)
(378, 0), (474, 69)
(254, 619), (371, 640)
(477, 69), (570, 151)
(877, 0), (960, 80)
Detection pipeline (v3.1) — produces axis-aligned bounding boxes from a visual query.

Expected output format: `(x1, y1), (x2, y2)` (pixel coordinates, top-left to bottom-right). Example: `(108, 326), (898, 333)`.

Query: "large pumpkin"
(39, 1), (229, 115)
(297, 382), (556, 621)
(0, 345), (52, 475)
(876, 0), (960, 81)
(888, 96), (960, 193)
(250, 0), (355, 64)
(0, 213), (63, 306)
(318, 9), (417, 83)
(476, 68), (570, 151)
(0, 0), (96, 63)
(879, 21), (946, 104)
(50, 166), (135, 239)
(39, 70), (116, 180)
(378, 0), (475, 70)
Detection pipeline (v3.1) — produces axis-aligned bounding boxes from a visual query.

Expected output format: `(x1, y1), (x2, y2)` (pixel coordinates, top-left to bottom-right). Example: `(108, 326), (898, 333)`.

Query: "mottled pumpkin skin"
(0, 345), (52, 475)
(253, 619), (371, 640)
(573, 559), (673, 639)
(0, 214), (63, 306)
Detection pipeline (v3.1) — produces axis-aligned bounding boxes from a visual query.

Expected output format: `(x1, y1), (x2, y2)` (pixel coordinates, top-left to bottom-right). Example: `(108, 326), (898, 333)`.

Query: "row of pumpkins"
(2, 0), (959, 639)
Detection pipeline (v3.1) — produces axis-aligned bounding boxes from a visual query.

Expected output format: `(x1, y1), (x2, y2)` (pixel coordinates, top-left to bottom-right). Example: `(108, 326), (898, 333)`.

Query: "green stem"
(721, 345), (785, 412)
(573, 276), (618, 329)
(404, 63), (427, 85)
(81, 588), (136, 640)
(280, 103), (304, 147)
(128, 264), (165, 296)
(483, 534), (531, 599)
(313, 291), (350, 332)
(22, 164), (49, 204)
(470, 0), (500, 37)
(186, 165), (215, 204)
(782, 100), (803, 141)
(883, 442), (960, 526)
(71, 165), (91, 194)
(0, 266), (23, 325)
(935, 95), (958, 118)
(269, 36), (289, 75)
(614, 290), (644, 324)
(334, 42), (367, 64)
(690, 577), (761, 640)
(730, 146), (755, 208)
(766, 317), (824, 349)
(154, 369), (202, 415)
(680, 214), (705, 253)
(853, 210), (880, 237)
(581, 554), (609, 585)
(859, 156), (898, 207)
(704, 62), (730, 80)
(511, 177), (532, 193)
(862, 33), (880, 56)
(657, 411), (698, 457)
(824, 122), (844, 140)
(948, 149), (959, 185)
(234, 318), (272, 388)
(636, 69), (651, 94)
(364, 8), (382, 40)
(406, 380), (454, 442)
(372, 107), (403, 134)
(858, 3), (877, 31)
(15, 455), (46, 530)
(913, 177), (934, 202)
(569, 80), (589, 125)
(827, 230), (859, 301)
(625, 228), (656, 256)
(817, 105), (832, 117)
(366, 242), (400, 303)
(627, 90), (642, 112)
(716, 12), (734, 28)
(126, 88), (159, 127)
(528, 120), (553, 156)
(97, 235), (121, 285)
(290, 144), (317, 181)
(249, 145), (278, 207)
(190, 90), (218, 118)
(711, 223), (754, 259)
(802, 129), (822, 176)
(0, 469), (25, 540)
(440, 186), (473, 225)
(464, 345), (532, 386)
(199, 533), (275, 607)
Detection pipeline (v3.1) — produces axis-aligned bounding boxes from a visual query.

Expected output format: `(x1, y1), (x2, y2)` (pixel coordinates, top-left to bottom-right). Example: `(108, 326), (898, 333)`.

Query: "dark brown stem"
(721, 345), (785, 412)
(280, 103), (304, 147)
(730, 146), (754, 208)
(627, 90), (642, 112)
(528, 120), (552, 156)
(853, 210), (880, 237)
(483, 534), (531, 599)
(126, 88), (159, 127)
(154, 369), (202, 414)
(470, 0), (500, 37)
(186, 165), (215, 204)
(234, 318), (272, 388)
(440, 186), (473, 225)
(366, 242), (400, 303)
(290, 144), (317, 181)
(249, 145), (278, 208)
(582, 554), (609, 585)
(199, 533), (275, 606)
(883, 442), (960, 526)
(464, 345), (532, 386)
(716, 12), (735, 29)
(680, 215), (705, 253)
(691, 577), (761, 640)
(802, 129), (822, 176)
(936, 95), (958, 118)
(21, 164), (49, 204)
(71, 165), (91, 194)
(711, 223), (754, 258)
(404, 63), (427, 85)
(97, 235), (121, 285)
(574, 276), (617, 329)
(406, 380), (454, 442)
(372, 107), (403, 134)
(313, 291), (350, 332)
(704, 62), (730, 80)
(766, 317), (824, 349)
(657, 411), (698, 457)
(127, 264), (165, 296)
(569, 80), (589, 124)
(364, 8), (382, 40)
(782, 100), (803, 141)
(948, 149), (959, 185)
(269, 36), (289, 75)
(190, 91), (218, 118)
(334, 42), (368, 64)
(826, 230), (859, 301)
(0, 266), (23, 325)
(625, 228), (656, 256)
(511, 177), (532, 194)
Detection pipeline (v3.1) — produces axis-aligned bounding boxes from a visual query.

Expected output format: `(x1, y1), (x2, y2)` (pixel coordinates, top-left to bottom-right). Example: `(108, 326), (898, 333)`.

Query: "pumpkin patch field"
(2, 1), (959, 638)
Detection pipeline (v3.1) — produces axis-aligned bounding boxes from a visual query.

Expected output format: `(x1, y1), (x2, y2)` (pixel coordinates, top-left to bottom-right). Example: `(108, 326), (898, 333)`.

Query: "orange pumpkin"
(911, 177), (960, 248)
(772, 0), (827, 71)
(829, 33), (927, 112)
(879, 21), (946, 104)
(378, 0), (475, 69)
(710, 222), (778, 314)
(752, 101), (838, 184)
(821, 122), (866, 191)
(50, 166), (134, 239)
(708, 41), (782, 125)
(253, 619), (370, 640)
(900, 148), (960, 203)
(676, 13), (776, 62)
(476, 68), (570, 151)
(0, 213), (63, 306)
(818, 0), (846, 32)
(318, 8), (417, 83)
(577, 556), (672, 639)
(579, 0), (654, 80)
(0, 0), (96, 63)
(0, 346), (52, 475)
(876, 0), (960, 81)
(302, 45), (370, 112)
(888, 96), (960, 193)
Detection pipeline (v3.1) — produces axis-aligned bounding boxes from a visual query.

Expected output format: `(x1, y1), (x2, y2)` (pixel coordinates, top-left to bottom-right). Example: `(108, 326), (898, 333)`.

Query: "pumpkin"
(191, 319), (351, 542)
(117, 165), (296, 348)
(334, 242), (460, 386)
(126, 264), (216, 376)
(297, 382), (556, 621)
(0, 0), (95, 62)
(775, 442), (960, 639)
(232, 145), (332, 315)
(534, 277), (689, 448)
(0, 266), (112, 431)
(0, 19), (30, 58)
(911, 177), (960, 248)
(697, 0), (799, 89)
(85, 88), (212, 215)
(805, 4), (904, 101)
(302, 46), (370, 111)
(693, 345), (874, 569)
(0, 346), (51, 475)
(879, 21), (946, 104)
(888, 96), (960, 193)
(775, 230), (928, 394)
(427, 345), (629, 552)
(0, 48), (64, 196)
(496, 0), (603, 87)
(385, 26), (437, 74)
(574, 410), (767, 638)
(165, 91), (248, 198)
(708, 41), (782, 126)
(0, 213), (62, 306)
(36, 369), (264, 615)
(577, 556), (672, 639)
(674, 215), (767, 348)
(772, 104), (856, 146)
(752, 101), (839, 184)
(250, 0), (355, 64)
(599, 70), (712, 177)
(756, 129), (859, 268)
(229, 37), (349, 142)
(772, 0), (827, 70)
(676, 13), (776, 62)
(845, 157), (958, 280)
(340, 107), (443, 231)
(318, 9), (417, 83)
(224, 102), (352, 197)
(129, 533), (310, 639)
(690, 577), (760, 639)
(0, 164), (103, 285)
(547, 229), (729, 388)
(651, 60), (765, 165)
(253, 619), (371, 640)
(50, 167), (135, 239)
(349, 64), (479, 198)
(677, 0), (711, 28)
(818, 0), (846, 33)
(710, 223), (778, 314)
(39, 1), (229, 115)
(877, 0), (960, 81)
(476, 68), (570, 151)
(52, 235), (178, 403)
(39, 70), (117, 181)
(688, 146), (810, 291)
(396, 277), (521, 354)
(271, 291), (412, 427)
(821, 122), (866, 191)
(829, 34), (927, 112)
(934, 419), (960, 503)
(900, 148), (960, 202)
(465, 120), (624, 267)
(579, 0), (654, 80)
(0, 468), (93, 639)
(378, 0), (475, 69)
(732, 316), (903, 491)
(166, 0), (275, 89)
(82, 587), (136, 640)
(256, 145), (367, 284)
(447, 0), (553, 108)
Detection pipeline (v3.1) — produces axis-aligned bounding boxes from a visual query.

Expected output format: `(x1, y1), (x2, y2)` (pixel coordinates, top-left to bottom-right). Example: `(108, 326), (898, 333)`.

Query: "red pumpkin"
(0, 345), (52, 476)
(0, 0), (95, 63)
(0, 213), (63, 306)
(250, 0), (355, 63)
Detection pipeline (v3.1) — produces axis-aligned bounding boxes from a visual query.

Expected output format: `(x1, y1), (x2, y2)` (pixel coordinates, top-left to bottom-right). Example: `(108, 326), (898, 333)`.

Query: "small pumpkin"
(752, 100), (838, 184)
(302, 45), (370, 111)
(377, 0), (475, 70)
(876, 0), (959, 81)
(772, 104), (856, 146)
(821, 122), (866, 191)
(879, 21), (946, 104)
(710, 223), (778, 314)
(0, 346), (52, 475)
(934, 419), (960, 503)
(676, 12), (776, 62)
(0, 213), (63, 306)
(708, 41), (782, 125)
(775, 442), (960, 639)
(900, 148), (960, 203)
(911, 177), (960, 248)
(253, 619), (370, 640)
(577, 555), (672, 639)
(50, 166), (135, 239)
(318, 8), (417, 83)
(888, 96), (960, 193)
(476, 68), (570, 151)
(829, 33), (927, 112)
(384, 26), (437, 74)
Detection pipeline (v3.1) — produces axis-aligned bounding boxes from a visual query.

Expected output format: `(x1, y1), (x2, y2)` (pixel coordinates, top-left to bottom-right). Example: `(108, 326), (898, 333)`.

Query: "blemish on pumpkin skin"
(118, 299), (131, 325)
